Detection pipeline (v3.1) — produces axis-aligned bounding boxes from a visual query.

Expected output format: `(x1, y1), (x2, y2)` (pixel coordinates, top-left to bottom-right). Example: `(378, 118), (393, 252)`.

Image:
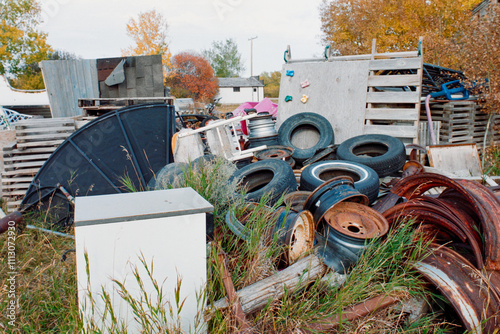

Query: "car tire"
(300, 160), (379, 204)
(230, 159), (297, 205)
(336, 134), (406, 177)
(278, 112), (334, 163)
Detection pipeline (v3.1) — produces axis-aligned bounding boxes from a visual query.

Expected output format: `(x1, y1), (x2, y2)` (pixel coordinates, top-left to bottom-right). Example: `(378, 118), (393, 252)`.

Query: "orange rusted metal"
(415, 245), (500, 333)
(390, 173), (500, 271)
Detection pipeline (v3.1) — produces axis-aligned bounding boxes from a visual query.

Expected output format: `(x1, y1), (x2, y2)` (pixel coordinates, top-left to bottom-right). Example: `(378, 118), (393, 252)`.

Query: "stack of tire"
(230, 111), (407, 206)
(247, 113), (279, 148)
(299, 134), (407, 204)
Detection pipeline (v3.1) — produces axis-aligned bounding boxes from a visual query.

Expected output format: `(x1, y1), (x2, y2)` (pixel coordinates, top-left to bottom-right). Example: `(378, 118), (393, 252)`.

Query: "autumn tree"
(0, 0), (52, 89)
(202, 38), (244, 77)
(11, 49), (80, 89)
(320, 0), (482, 67)
(165, 52), (218, 102)
(455, 4), (500, 115)
(122, 9), (172, 75)
(260, 71), (281, 98)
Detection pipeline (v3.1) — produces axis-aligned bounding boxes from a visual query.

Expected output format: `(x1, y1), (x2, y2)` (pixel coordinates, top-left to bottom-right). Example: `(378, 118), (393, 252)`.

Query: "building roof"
(218, 77), (264, 88)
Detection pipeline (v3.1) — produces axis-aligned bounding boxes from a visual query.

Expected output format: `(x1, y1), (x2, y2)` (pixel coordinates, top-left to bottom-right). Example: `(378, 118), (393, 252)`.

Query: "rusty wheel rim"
(324, 202), (389, 239)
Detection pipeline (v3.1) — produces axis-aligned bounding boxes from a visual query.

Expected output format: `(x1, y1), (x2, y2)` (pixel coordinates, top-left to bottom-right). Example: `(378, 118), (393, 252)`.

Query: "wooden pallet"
(1, 118), (76, 212)
(421, 100), (500, 149)
(363, 39), (424, 145)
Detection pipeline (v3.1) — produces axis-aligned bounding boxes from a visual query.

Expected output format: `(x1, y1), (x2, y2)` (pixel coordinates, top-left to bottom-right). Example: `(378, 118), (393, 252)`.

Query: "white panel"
(75, 189), (210, 333)
(277, 61), (369, 144)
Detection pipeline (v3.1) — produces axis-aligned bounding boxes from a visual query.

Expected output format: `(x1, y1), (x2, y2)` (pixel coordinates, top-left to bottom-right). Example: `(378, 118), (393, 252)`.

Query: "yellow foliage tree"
(122, 9), (172, 76)
(0, 0), (53, 89)
(320, 0), (482, 67)
(455, 4), (500, 115)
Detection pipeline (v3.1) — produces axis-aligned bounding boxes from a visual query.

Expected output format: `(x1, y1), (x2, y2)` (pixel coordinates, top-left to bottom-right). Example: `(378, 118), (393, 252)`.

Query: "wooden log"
(208, 253), (327, 317)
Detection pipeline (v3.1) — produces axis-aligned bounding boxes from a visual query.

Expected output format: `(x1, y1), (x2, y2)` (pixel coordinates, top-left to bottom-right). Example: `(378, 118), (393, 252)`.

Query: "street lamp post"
(248, 36), (258, 77)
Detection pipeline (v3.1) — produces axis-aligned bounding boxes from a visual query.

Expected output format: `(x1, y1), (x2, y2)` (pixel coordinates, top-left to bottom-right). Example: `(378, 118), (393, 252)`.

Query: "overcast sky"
(39, 0), (326, 77)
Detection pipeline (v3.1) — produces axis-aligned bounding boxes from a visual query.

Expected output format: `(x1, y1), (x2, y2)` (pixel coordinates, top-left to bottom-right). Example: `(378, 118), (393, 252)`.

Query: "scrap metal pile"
(176, 110), (500, 332)
(5, 105), (500, 331)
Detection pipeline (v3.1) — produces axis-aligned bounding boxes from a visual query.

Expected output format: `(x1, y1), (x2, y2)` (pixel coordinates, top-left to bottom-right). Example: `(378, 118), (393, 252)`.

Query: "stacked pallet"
(422, 100), (500, 148)
(2, 118), (76, 212)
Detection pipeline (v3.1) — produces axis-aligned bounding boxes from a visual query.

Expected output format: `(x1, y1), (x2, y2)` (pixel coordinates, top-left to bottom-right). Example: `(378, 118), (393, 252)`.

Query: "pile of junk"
(2, 101), (500, 332)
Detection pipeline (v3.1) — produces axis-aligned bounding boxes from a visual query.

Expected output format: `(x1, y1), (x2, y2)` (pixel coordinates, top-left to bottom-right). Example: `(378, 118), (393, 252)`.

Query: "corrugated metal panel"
(40, 59), (99, 118)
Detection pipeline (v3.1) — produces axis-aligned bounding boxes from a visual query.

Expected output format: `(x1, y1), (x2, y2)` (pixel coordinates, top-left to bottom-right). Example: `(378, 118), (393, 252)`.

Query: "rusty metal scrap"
(389, 172), (500, 271)
(304, 176), (368, 225)
(414, 245), (500, 333)
(383, 197), (484, 268)
(303, 292), (403, 332)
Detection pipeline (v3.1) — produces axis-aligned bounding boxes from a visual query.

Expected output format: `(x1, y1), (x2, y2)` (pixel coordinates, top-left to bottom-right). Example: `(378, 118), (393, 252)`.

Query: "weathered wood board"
(277, 61), (369, 144)
(427, 143), (482, 177)
(40, 59), (99, 118)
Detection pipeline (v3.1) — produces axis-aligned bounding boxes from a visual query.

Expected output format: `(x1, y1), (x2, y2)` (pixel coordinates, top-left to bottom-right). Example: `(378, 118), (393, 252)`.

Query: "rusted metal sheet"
(303, 292), (402, 332)
(390, 173), (500, 270)
(0, 211), (23, 234)
(415, 245), (500, 333)
(217, 252), (251, 331)
(383, 197), (484, 268)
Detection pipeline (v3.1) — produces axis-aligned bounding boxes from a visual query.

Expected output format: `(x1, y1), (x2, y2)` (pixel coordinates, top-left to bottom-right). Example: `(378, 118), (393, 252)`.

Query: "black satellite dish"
(20, 103), (176, 228)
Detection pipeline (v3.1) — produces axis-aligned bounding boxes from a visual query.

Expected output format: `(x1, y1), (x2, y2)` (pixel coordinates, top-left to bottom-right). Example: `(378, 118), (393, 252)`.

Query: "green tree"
(260, 71), (281, 98)
(203, 38), (245, 77)
(0, 0), (52, 88)
(122, 9), (172, 76)
(320, 0), (481, 67)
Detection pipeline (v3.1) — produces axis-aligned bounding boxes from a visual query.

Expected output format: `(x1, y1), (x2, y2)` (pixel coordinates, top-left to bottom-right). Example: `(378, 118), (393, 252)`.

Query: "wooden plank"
(427, 144), (482, 177)
(16, 133), (71, 141)
(3, 189), (29, 196)
(40, 59), (98, 118)
(366, 91), (420, 104)
(15, 126), (75, 134)
(365, 108), (418, 120)
(2, 177), (35, 183)
(2, 183), (32, 190)
(4, 153), (52, 162)
(4, 160), (45, 170)
(369, 58), (422, 71)
(368, 74), (420, 87)
(373, 51), (419, 59)
(2, 168), (40, 176)
(364, 124), (418, 138)
(3, 147), (57, 155)
(17, 140), (65, 148)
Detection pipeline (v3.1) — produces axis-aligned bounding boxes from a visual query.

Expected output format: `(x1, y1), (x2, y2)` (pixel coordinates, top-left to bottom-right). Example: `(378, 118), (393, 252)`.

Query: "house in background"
(217, 76), (264, 104)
